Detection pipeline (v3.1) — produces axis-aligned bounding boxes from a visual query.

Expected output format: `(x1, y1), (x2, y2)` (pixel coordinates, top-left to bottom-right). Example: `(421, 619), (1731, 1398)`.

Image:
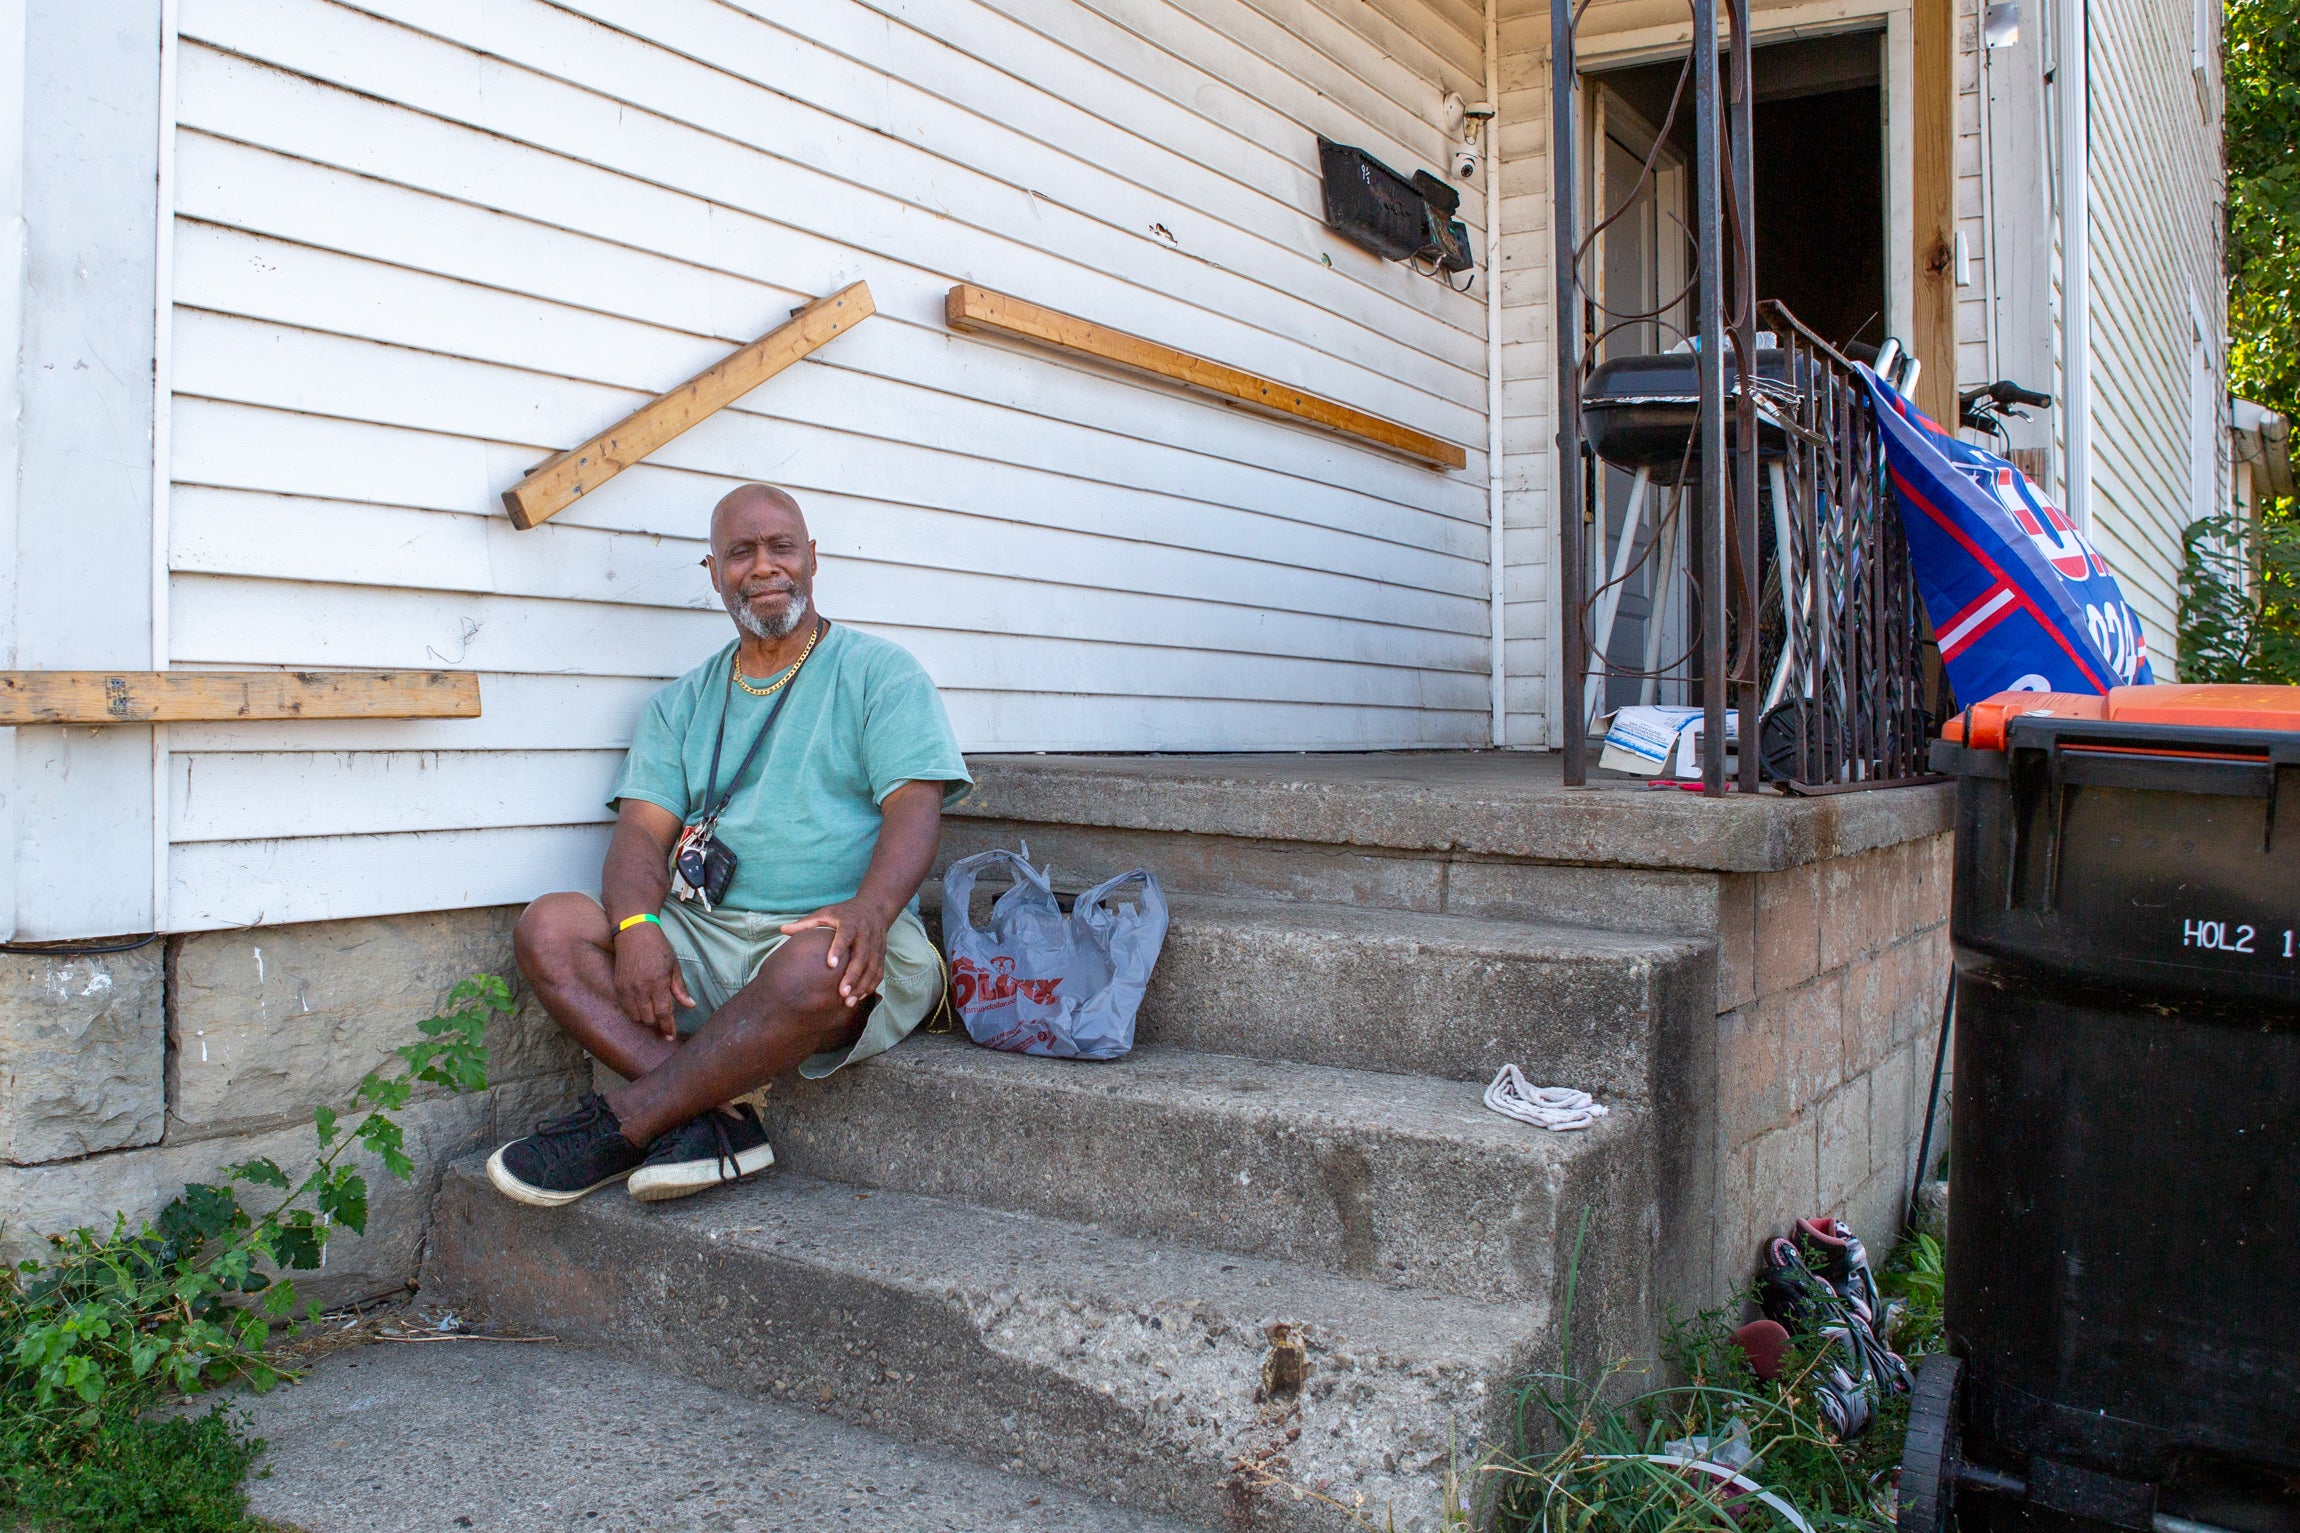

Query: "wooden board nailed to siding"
(0, 671), (481, 725)
(944, 284), (1468, 470)
(500, 282), (876, 529)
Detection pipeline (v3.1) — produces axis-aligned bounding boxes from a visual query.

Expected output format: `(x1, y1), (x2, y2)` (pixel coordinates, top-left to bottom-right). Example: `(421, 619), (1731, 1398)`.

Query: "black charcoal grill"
(1581, 348), (1798, 481)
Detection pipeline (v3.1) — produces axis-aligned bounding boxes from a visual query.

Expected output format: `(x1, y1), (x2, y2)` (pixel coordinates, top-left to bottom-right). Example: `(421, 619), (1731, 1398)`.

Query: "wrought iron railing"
(1753, 301), (1933, 788)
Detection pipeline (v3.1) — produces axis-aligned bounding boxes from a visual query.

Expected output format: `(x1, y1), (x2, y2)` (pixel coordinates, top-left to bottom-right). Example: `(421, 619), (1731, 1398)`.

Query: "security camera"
(1451, 145), (1481, 181)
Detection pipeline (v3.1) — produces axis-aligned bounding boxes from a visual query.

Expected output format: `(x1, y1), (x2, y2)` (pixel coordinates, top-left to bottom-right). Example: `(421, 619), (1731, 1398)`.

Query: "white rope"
(1482, 1064), (1608, 1131)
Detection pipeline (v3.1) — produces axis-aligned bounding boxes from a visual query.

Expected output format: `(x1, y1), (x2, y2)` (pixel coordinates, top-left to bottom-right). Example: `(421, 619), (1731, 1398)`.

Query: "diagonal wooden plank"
(0, 671), (482, 725)
(501, 281), (876, 529)
(942, 283), (1466, 470)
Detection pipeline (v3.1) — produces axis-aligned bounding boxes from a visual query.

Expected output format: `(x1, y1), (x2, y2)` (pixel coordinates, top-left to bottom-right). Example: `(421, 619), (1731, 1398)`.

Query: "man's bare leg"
(513, 892), (866, 1146)
(602, 929), (866, 1145)
(513, 893), (682, 1085)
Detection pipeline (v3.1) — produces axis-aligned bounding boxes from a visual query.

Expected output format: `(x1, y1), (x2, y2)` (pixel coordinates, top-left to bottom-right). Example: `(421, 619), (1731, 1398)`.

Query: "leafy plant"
(2197, 0), (2300, 687)
(0, 973), (508, 1530)
(0, 1405), (266, 1533)
(2228, 0), (2300, 429)
(2178, 509), (2300, 683)
(1878, 1232), (1944, 1360)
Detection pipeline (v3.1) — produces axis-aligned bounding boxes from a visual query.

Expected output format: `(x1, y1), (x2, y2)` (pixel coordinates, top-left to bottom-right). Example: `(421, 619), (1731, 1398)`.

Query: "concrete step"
(758, 1033), (1647, 1304)
(936, 813), (1743, 942)
(948, 752), (1947, 878)
(1134, 896), (1711, 1093)
(422, 1162), (1618, 1533)
(926, 891), (1712, 1093)
(238, 1336), (1215, 1533)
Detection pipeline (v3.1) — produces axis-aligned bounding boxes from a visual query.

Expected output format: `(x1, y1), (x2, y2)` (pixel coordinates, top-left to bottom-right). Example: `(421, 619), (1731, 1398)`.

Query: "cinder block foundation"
(168, 908), (585, 1143)
(1715, 838), (1952, 1283)
(0, 906), (583, 1306)
(1, 942), (167, 1163)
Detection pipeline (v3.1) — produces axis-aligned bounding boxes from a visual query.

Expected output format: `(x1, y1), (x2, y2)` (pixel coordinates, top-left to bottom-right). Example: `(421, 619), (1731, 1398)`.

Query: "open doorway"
(1578, 30), (1888, 720)
(1593, 30), (1887, 353)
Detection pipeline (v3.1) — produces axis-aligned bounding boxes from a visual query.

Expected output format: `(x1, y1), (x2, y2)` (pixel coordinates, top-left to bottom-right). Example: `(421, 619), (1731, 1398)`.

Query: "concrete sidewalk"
(236, 1339), (1218, 1533)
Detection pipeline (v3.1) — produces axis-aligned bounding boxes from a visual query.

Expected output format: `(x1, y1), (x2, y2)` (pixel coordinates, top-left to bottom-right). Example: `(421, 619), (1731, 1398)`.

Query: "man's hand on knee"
(779, 900), (890, 1008)
(614, 919), (695, 1039)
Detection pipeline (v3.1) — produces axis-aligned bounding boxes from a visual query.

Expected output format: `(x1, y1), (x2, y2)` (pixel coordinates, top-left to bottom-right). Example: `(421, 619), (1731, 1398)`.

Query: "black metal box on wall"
(1317, 137), (1468, 271)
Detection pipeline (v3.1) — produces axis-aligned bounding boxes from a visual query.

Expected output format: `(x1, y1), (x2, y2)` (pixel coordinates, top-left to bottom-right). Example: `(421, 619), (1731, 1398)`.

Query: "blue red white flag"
(1864, 369), (2152, 699)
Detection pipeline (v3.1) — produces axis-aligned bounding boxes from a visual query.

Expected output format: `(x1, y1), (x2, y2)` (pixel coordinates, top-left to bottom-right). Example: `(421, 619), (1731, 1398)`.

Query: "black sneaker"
(485, 1093), (648, 1207)
(626, 1103), (774, 1203)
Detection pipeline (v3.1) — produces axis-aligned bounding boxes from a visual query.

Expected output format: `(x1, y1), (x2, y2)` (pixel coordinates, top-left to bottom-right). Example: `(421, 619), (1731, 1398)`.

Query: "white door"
(1587, 85), (1691, 720)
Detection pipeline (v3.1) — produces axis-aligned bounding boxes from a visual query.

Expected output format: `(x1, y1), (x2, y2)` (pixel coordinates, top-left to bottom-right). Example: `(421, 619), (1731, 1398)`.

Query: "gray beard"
(730, 591), (811, 640)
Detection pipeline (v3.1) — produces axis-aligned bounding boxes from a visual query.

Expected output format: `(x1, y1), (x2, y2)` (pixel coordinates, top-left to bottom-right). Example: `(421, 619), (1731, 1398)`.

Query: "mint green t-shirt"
(608, 625), (971, 914)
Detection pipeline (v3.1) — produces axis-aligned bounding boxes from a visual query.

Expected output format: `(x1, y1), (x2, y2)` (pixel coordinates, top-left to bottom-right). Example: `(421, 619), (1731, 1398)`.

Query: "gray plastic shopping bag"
(940, 847), (1168, 1060)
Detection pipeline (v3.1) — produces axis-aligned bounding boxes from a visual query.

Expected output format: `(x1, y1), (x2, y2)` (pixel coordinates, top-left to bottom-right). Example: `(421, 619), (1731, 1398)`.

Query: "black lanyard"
(696, 618), (826, 828)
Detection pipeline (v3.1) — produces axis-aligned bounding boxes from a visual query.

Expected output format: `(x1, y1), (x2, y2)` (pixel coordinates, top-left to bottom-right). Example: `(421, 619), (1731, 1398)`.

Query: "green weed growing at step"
(1878, 1232), (1944, 1360)
(2, 1404), (263, 1533)
(0, 973), (509, 1533)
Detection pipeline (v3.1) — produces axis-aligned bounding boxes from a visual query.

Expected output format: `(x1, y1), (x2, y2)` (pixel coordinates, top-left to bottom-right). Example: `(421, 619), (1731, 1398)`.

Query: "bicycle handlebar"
(1959, 379), (2053, 411)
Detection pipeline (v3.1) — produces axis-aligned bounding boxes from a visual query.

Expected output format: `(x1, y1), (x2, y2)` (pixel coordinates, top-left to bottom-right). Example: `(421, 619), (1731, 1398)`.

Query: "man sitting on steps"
(490, 483), (971, 1206)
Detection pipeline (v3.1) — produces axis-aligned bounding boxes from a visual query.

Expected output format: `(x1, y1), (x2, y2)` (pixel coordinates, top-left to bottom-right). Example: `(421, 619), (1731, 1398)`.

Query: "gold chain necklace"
(732, 618), (823, 697)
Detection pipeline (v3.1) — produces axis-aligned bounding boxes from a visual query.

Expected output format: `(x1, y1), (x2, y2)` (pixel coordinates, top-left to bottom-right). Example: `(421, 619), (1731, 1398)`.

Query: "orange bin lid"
(1942, 692), (2104, 750)
(1946, 684), (2300, 750)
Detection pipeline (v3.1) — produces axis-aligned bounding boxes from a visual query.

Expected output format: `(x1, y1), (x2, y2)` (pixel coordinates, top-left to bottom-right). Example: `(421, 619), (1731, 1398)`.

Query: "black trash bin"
(1906, 686), (2300, 1533)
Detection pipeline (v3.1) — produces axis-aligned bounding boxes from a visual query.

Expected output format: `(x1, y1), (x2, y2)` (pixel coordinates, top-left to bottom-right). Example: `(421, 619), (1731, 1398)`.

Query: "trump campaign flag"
(1865, 369), (2152, 699)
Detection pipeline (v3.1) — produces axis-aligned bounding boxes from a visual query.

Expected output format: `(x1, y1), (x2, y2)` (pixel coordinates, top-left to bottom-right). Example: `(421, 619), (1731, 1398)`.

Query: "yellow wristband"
(617, 912), (661, 934)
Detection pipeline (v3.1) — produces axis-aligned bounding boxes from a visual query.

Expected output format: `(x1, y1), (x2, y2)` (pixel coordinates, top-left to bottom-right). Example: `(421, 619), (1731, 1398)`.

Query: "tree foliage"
(2229, 0), (2300, 422)
(2189, 0), (2300, 682)
(2180, 511), (2300, 680)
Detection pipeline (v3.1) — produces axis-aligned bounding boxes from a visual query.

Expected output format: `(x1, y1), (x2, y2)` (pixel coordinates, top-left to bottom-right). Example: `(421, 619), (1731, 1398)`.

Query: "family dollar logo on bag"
(951, 955), (1062, 1012)
(979, 1020), (1062, 1054)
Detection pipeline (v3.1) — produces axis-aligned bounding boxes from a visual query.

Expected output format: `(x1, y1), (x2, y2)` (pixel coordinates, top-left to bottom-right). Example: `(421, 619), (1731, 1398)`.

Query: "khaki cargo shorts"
(590, 896), (945, 1079)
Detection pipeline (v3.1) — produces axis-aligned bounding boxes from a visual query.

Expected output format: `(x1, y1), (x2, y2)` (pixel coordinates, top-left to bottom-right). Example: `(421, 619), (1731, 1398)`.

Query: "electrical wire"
(0, 933), (162, 957)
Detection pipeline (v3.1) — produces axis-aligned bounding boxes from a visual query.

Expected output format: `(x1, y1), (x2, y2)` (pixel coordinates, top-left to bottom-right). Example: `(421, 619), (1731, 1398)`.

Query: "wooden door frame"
(1583, 80), (1690, 357)
(1911, 0), (1957, 424)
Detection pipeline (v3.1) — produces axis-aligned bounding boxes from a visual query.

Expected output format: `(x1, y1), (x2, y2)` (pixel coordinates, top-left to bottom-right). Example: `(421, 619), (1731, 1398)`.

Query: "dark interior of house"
(1593, 29), (1887, 354)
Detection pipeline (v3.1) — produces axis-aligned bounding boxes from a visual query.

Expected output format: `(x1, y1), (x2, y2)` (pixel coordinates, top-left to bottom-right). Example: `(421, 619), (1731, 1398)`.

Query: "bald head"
(711, 483), (807, 552)
(706, 484), (818, 642)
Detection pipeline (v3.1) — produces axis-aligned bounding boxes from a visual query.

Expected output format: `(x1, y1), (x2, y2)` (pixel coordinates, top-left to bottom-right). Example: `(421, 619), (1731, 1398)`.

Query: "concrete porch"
(941, 752), (1953, 1294)
(417, 752), (1952, 1530)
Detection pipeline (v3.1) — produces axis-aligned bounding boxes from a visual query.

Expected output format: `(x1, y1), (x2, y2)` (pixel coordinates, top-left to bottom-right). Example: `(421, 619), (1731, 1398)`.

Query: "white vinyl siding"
(2080, 0), (2224, 663)
(163, 0), (1492, 929)
(2190, 296), (2218, 529)
(1497, 9), (1556, 748)
(1955, 0), (1988, 390)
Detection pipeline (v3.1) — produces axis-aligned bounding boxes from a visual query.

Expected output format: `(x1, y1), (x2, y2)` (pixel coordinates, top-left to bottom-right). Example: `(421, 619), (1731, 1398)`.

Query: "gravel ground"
(234, 1338), (1217, 1533)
